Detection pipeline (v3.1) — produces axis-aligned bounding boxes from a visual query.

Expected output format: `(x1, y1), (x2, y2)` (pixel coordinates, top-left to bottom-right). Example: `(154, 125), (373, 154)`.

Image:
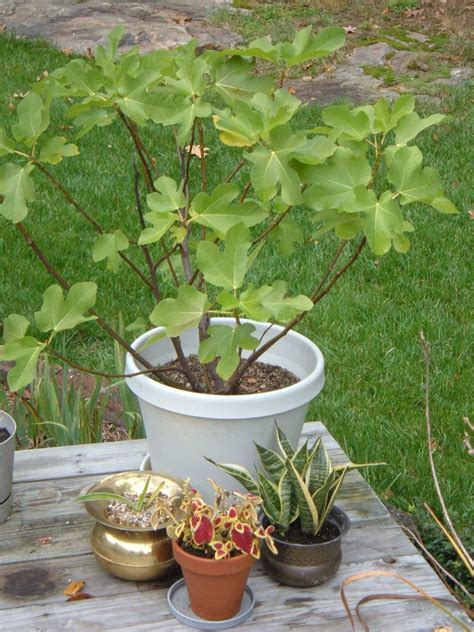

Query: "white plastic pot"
(125, 319), (324, 494)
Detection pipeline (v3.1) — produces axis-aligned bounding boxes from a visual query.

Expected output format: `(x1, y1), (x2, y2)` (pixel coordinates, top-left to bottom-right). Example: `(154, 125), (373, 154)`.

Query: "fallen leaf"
(381, 7), (390, 14)
(185, 144), (209, 159)
(67, 592), (94, 601)
(468, 211), (474, 220)
(287, 86), (297, 94)
(432, 132), (440, 141)
(0, 24), (6, 33)
(343, 25), (357, 34)
(64, 580), (85, 597)
(62, 48), (73, 56)
(38, 536), (52, 545)
(301, 75), (312, 82)
(172, 16), (192, 24)
(382, 488), (394, 500)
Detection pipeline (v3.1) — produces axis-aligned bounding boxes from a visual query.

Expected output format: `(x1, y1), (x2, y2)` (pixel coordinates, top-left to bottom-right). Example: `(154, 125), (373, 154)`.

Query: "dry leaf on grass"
(38, 536), (52, 545)
(287, 86), (297, 94)
(185, 144), (209, 159)
(468, 211), (474, 220)
(344, 25), (357, 34)
(63, 580), (85, 597)
(173, 17), (192, 24)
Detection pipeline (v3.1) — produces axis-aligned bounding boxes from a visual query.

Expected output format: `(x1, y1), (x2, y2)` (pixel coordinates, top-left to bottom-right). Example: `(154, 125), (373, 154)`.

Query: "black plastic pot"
(261, 506), (350, 588)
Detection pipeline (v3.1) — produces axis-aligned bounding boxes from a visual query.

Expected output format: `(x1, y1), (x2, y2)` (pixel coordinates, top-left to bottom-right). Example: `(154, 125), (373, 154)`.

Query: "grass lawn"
(0, 31), (472, 553)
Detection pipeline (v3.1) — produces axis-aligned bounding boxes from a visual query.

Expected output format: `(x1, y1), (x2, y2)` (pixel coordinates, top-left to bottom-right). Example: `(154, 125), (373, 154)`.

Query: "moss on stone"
(362, 64), (397, 86)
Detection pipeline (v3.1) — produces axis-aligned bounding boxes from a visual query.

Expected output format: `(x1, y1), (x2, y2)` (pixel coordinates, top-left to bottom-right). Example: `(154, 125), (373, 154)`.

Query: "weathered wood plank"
(13, 439), (149, 484)
(0, 517), (420, 610)
(0, 554), (464, 631)
(1, 471), (389, 566)
(3, 422), (469, 632)
(11, 422), (344, 485)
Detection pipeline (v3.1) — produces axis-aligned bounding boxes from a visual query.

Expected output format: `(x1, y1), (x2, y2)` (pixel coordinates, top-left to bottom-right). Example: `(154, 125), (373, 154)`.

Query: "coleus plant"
(0, 25), (457, 394)
(208, 425), (382, 536)
(159, 479), (277, 560)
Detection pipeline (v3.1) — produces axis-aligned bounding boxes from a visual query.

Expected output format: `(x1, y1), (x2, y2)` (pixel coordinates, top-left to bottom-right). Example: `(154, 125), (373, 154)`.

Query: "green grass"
(0, 35), (473, 539)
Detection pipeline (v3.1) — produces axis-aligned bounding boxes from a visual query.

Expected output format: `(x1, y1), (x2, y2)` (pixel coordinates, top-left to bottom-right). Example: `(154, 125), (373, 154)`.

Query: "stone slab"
(0, 0), (239, 54)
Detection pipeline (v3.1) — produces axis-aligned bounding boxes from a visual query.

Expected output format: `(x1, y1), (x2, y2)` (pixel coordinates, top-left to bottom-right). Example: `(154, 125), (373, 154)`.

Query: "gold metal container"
(82, 471), (183, 581)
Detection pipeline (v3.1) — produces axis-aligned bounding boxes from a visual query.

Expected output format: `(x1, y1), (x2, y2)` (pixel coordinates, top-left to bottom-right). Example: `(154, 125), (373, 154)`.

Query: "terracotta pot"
(172, 540), (255, 621)
(261, 507), (350, 588)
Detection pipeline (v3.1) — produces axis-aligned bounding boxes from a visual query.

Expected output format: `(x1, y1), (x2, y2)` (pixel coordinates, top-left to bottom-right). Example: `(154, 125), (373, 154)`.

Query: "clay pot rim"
(172, 539), (255, 573)
(268, 506), (350, 550)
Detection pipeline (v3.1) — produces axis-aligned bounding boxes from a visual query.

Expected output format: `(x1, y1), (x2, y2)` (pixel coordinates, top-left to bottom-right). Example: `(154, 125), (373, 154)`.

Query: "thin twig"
(34, 161), (153, 291)
(240, 180), (252, 203)
(49, 349), (189, 382)
(117, 109), (155, 193)
(226, 238), (366, 393)
(252, 206), (293, 246)
(402, 525), (474, 602)
(15, 223), (173, 384)
(197, 121), (207, 192)
(133, 162), (161, 302)
(224, 158), (245, 183)
(420, 332), (474, 573)
(312, 238), (366, 304)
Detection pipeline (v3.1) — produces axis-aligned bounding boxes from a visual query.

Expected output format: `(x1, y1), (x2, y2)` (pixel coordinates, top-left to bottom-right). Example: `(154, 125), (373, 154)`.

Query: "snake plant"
(207, 425), (381, 536)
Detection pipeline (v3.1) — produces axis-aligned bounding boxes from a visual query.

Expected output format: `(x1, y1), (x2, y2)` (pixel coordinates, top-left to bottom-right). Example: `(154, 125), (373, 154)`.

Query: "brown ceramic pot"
(261, 506), (350, 588)
(172, 540), (255, 621)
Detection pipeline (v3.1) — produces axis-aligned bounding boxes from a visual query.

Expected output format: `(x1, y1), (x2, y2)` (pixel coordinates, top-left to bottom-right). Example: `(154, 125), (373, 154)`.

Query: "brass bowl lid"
(81, 470), (183, 532)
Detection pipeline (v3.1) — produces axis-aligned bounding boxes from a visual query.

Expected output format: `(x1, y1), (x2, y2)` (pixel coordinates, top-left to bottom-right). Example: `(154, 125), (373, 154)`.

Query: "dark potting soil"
(277, 520), (340, 545)
(0, 428), (11, 444)
(179, 541), (240, 560)
(159, 355), (300, 394)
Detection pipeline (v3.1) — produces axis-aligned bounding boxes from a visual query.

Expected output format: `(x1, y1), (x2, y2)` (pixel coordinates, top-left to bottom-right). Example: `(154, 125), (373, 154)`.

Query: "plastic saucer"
(167, 578), (255, 630)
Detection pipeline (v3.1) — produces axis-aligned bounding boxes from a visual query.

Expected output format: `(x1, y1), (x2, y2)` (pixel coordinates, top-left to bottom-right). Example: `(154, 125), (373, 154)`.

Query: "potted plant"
(0, 410), (16, 523)
(0, 26), (457, 490)
(77, 471), (183, 581)
(209, 425), (381, 587)
(159, 479), (276, 621)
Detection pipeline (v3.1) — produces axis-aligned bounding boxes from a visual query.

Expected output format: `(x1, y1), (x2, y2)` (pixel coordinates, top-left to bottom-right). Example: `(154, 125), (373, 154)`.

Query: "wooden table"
(0, 422), (469, 631)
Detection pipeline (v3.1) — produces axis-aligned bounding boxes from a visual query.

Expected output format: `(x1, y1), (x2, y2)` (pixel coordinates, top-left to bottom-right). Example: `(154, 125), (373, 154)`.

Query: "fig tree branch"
(225, 237), (367, 393)
(15, 222), (168, 382)
(33, 160), (153, 291)
(117, 109), (156, 192)
(132, 162), (161, 302)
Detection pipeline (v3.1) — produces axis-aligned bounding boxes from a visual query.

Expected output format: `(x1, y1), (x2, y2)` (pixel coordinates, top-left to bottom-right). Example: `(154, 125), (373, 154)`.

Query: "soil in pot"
(276, 519), (340, 545)
(159, 355), (300, 394)
(0, 428), (11, 443)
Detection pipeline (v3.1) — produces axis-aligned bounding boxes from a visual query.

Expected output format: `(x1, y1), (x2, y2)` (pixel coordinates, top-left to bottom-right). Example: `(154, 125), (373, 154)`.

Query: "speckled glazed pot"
(261, 506), (350, 588)
(172, 540), (255, 621)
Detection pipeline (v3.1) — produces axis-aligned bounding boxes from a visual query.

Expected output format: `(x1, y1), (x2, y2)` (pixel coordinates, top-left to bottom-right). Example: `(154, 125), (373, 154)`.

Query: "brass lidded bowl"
(82, 471), (183, 581)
